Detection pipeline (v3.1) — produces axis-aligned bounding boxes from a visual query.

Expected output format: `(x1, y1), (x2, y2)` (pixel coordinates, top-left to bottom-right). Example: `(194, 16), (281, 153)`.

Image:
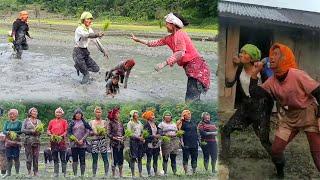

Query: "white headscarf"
(55, 107), (64, 115)
(28, 107), (37, 117)
(8, 109), (19, 115)
(165, 13), (184, 28)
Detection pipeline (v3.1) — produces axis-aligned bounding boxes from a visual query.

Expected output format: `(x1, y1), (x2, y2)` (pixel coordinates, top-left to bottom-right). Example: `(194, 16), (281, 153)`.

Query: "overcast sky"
(224, 0), (320, 13)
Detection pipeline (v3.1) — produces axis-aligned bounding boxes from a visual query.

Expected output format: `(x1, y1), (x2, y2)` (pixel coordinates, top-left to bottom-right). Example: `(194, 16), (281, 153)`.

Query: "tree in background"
(4, 0), (218, 25)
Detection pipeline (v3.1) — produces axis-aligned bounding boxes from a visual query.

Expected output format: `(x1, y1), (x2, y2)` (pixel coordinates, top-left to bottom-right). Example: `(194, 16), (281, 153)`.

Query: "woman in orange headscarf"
(142, 111), (160, 177)
(11, 11), (31, 59)
(250, 43), (320, 178)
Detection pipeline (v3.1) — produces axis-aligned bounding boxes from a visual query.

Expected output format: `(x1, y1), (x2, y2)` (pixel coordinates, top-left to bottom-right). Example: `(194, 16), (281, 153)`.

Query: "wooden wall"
(218, 23), (240, 115)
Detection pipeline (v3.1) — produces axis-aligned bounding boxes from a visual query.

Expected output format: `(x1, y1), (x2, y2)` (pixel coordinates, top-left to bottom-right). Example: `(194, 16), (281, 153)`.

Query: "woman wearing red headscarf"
(131, 13), (211, 102)
(250, 43), (320, 178)
(105, 59), (136, 89)
(107, 107), (124, 178)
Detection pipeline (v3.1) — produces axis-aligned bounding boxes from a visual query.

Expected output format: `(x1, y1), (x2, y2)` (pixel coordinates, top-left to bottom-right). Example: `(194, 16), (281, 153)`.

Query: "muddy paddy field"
(0, 22), (217, 103)
(219, 113), (320, 180)
(3, 144), (217, 180)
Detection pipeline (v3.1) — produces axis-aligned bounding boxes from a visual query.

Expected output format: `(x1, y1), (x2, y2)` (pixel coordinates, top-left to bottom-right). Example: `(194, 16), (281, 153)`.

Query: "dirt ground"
(218, 114), (320, 180)
(0, 23), (217, 103)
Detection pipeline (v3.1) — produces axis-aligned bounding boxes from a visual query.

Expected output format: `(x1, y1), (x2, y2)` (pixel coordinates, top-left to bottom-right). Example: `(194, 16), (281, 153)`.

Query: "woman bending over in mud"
(250, 43), (320, 178)
(105, 59), (136, 89)
(220, 44), (273, 159)
(131, 12), (211, 102)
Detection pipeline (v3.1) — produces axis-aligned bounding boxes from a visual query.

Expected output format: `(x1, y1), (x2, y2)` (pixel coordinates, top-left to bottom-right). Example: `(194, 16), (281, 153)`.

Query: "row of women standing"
(0, 106), (217, 178)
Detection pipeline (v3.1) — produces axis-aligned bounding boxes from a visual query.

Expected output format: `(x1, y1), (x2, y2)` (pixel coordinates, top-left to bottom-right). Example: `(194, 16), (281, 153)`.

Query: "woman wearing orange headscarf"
(142, 111), (160, 177)
(177, 110), (199, 174)
(11, 11), (31, 59)
(250, 43), (320, 178)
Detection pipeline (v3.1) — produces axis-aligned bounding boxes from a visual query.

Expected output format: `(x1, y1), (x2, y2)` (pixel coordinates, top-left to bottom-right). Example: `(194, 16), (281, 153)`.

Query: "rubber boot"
(153, 162), (158, 176)
(92, 162), (97, 177)
(275, 163), (284, 179)
(171, 162), (177, 175)
(6, 160), (12, 177)
(72, 162), (78, 176)
(16, 51), (22, 59)
(103, 161), (109, 177)
(26, 162), (32, 177)
(80, 164), (85, 177)
(14, 158), (20, 175)
(81, 73), (90, 84)
(211, 161), (216, 174)
(119, 166), (123, 178)
(192, 167), (196, 174)
(62, 162), (67, 177)
(204, 161), (209, 171)
(183, 165), (188, 175)
(53, 163), (59, 177)
(130, 160), (135, 177)
(112, 166), (116, 177)
(146, 161), (151, 176)
(163, 161), (168, 175)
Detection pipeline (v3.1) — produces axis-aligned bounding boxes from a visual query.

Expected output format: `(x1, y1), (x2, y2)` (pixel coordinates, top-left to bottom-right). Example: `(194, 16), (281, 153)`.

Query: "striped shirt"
(197, 121), (217, 142)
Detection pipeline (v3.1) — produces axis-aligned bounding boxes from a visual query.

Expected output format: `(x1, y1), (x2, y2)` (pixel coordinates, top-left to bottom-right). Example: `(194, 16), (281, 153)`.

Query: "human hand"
(155, 62), (167, 72)
(252, 62), (264, 79)
(97, 32), (104, 37)
(232, 55), (240, 65)
(130, 33), (139, 42)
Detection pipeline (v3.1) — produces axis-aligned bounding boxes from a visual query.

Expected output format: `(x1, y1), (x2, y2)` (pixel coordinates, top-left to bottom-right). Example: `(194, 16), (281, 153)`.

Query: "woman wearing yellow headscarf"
(73, 12), (109, 84)
(126, 110), (144, 178)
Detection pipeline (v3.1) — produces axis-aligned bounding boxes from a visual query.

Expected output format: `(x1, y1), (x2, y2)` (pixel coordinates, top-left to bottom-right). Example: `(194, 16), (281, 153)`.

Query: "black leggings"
(71, 148), (86, 165)
(182, 147), (198, 169)
(221, 98), (272, 158)
(130, 157), (142, 175)
(52, 150), (66, 164)
(146, 148), (159, 174)
(163, 153), (177, 174)
(185, 77), (203, 102)
(6, 157), (20, 175)
(201, 142), (217, 169)
(112, 147), (124, 167)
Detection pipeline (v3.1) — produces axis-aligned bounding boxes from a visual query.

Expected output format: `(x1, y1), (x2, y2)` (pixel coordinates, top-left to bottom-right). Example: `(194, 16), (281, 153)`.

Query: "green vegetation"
(1, 0), (218, 28)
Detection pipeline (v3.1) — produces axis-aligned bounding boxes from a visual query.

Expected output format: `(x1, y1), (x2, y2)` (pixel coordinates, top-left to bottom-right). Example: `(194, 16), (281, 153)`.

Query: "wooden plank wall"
(218, 24), (240, 115)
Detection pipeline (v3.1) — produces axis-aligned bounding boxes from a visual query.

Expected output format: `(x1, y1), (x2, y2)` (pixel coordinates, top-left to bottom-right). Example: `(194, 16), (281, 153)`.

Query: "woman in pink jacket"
(131, 12), (211, 102)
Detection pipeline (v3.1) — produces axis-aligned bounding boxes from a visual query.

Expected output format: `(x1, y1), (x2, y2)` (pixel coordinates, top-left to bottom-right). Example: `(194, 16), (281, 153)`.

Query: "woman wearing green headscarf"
(73, 11), (109, 84)
(221, 44), (273, 160)
(158, 110), (180, 175)
(126, 110), (144, 177)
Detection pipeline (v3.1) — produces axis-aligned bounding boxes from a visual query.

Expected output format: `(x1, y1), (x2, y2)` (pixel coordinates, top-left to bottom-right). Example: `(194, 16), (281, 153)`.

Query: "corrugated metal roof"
(222, 0), (320, 13)
(218, 1), (320, 30)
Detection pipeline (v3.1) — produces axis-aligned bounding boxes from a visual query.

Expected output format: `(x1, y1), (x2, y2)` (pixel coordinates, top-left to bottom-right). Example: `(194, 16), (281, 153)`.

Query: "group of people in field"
(9, 11), (211, 102)
(0, 106), (217, 178)
(221, 42), (320, 178)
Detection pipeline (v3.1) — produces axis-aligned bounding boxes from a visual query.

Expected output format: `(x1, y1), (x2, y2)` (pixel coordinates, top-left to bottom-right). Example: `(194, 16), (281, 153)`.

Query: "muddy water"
(0, 28), (217, 103)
